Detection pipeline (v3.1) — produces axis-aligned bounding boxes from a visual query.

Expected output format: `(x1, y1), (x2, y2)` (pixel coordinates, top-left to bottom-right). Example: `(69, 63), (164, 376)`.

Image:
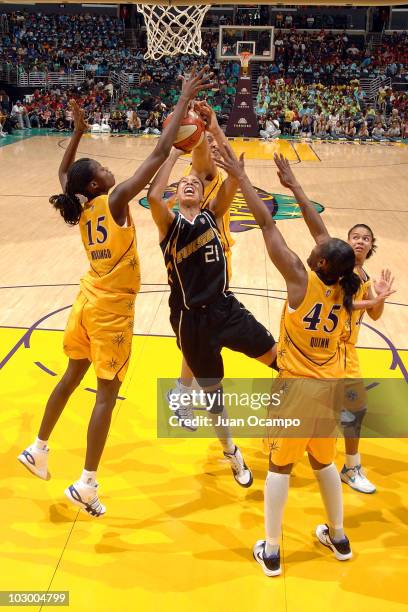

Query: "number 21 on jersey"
(205, 244), (220, 263)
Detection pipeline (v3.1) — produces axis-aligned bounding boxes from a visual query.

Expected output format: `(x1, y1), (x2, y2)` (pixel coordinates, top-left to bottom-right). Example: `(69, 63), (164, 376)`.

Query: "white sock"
(34, 437), (48, 451)
(264, 471), (290, 556)
(345, 453), (361, 469)
(207, 409), (235, 453)
(80, 469), (97, 487)
(314, 463), (345, 542)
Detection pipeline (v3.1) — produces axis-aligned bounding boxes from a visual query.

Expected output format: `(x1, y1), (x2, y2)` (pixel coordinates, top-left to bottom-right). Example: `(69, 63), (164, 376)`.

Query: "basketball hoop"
(136, 4), (210, 60)
(239, 51), (253, 75)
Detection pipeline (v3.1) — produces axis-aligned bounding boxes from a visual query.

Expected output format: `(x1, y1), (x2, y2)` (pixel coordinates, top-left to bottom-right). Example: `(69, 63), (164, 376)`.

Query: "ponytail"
(50, 157), (95, 226)
(49, 192), (82, 225)
(339, 268), (361, 314)
(319, 237), (361, 314)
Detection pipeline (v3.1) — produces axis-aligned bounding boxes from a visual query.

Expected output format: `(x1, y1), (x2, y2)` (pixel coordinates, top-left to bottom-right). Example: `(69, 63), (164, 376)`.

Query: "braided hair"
(319, 238), (361, 314)
(49, 158), (95, 225)
(347, 223), (377, 259)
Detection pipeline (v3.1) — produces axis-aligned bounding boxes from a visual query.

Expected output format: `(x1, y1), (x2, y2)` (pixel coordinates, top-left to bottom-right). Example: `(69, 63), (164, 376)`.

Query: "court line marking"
(1, 302), (407, 380)
(0, 283), (406, 308)
(2, 325), (408, 352)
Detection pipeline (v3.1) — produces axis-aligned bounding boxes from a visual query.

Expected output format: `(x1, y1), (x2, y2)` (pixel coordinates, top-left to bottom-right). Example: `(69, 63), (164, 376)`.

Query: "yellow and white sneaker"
(341, 464), (376, 494)
(64, 481), (106, 517)
(17, 445), (50, 480)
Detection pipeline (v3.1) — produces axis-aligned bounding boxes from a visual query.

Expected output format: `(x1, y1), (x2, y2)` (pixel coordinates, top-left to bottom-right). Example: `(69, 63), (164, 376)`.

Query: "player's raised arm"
(190, 101), (218, 180)
(147, 147), (182, 240)
(58, 100), (87, 191)
(194, 102), (240, 219)
(108, 66), (213, 223)
(217, 144), (307, 308)
(207, 149), (240, 220)
(274, 153), (330, 245)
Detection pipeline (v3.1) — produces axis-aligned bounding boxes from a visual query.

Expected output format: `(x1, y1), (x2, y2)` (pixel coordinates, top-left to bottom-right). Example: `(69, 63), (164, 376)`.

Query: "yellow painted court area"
(1, 135), (408, 611)
(226, 137), (320, 161)
(1, 325), (407, 611)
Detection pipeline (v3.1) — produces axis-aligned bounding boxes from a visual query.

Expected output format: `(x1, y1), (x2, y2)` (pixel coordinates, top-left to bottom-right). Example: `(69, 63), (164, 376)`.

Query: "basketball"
(163, 111), (205, 152)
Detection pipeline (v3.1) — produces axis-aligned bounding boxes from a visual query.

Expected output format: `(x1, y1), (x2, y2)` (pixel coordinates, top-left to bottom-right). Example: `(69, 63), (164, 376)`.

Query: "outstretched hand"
(373, 268), (396, 300)
(215, 142), (246, 181)
(273, 153), (299, 190)
(180, 65), (214, 101)
(69, 99), (88, 133)
(193, 100), (218, 132)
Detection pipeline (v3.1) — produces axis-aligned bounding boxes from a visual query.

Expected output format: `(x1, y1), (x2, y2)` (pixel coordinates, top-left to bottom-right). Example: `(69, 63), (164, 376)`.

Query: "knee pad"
(341, 407), (367, 438)
(205, 386), (224, 415)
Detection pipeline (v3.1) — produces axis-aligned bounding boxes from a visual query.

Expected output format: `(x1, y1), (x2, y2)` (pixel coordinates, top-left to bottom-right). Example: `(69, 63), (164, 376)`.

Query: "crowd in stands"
(1, 10), (407, 83)
(271, 29), (408, 83)
(0, 11), (407, 140)
(255, 79), (408, 140)
(0, 12), (126, 74)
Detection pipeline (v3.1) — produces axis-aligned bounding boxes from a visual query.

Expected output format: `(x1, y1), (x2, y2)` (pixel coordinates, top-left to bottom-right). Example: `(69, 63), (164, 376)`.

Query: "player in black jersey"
(148, 147), (277, 487)
(159, 102), (235, 425)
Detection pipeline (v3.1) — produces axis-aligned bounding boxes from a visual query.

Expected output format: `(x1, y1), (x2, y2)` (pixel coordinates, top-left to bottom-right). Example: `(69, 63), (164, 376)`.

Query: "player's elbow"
(367, 308), (382, 321)
(147, 193), (160, 209)
(260, 217), (276, 233)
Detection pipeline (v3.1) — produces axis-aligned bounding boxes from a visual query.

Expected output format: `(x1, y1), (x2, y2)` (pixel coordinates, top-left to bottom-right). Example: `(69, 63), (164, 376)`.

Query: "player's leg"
(177, 307), (253, 487)
(40, 358), (91, 440)
(308, 443), (352, 561)
(64, 375), (122, 517)
(17, 358), (90, 480)
(63, 303), (133, 516)
(18, 293), (91, 479)
(200, 381), (253, 488)
(218, 295), (277, 368)
(253, 447), (296, 578)
(340, 381), (375, 493)
(166, 357), (197, 430)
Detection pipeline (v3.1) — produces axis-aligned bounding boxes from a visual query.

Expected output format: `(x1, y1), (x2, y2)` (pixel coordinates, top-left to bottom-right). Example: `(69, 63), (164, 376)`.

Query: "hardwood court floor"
(0, 134), (407, 611)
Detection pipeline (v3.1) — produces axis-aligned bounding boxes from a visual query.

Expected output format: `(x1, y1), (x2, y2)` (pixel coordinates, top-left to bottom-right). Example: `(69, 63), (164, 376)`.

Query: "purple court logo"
(139, 184), (324, 232)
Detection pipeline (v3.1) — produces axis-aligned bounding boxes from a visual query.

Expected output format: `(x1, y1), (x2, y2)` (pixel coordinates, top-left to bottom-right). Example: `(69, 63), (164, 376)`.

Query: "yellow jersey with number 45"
(278, 271), (348, 379)
(79, 194), (140, 316)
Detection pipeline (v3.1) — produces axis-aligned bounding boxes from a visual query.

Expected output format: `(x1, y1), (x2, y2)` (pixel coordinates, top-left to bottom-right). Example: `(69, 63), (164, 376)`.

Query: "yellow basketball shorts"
(63, 292), (133, 382)
(266, 377), (343, 466)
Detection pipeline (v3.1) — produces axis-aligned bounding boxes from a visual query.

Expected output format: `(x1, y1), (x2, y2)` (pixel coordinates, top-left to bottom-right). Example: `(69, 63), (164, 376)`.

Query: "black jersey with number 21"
(160, 210), (228, 311)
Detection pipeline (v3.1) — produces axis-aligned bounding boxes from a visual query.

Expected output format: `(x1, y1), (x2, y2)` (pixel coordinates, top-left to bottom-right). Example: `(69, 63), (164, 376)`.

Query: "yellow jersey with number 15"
(278, 271), (348, 379)
(79, 194), (140, 317)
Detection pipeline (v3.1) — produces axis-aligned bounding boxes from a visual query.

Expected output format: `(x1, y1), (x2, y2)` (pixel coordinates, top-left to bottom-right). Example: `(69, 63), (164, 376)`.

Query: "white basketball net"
(136, 4), (210, 60)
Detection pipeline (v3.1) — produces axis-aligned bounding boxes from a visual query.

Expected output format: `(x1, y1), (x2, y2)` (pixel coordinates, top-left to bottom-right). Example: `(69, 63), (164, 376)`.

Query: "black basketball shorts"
(170, 292), (275, 387)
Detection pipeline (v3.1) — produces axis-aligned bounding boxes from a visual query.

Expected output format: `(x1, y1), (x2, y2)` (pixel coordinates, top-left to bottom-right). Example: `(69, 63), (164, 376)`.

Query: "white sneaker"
(315, 524), (352, 561)
(166, 388), (196, 431)
(17, 445), (50, 480)
(64, 481), (106, 517)
(224, 445), (253, 488)
(253, 540), (281, 576)
(340, 464), (376, 494)
(0, 132), (6, 138)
